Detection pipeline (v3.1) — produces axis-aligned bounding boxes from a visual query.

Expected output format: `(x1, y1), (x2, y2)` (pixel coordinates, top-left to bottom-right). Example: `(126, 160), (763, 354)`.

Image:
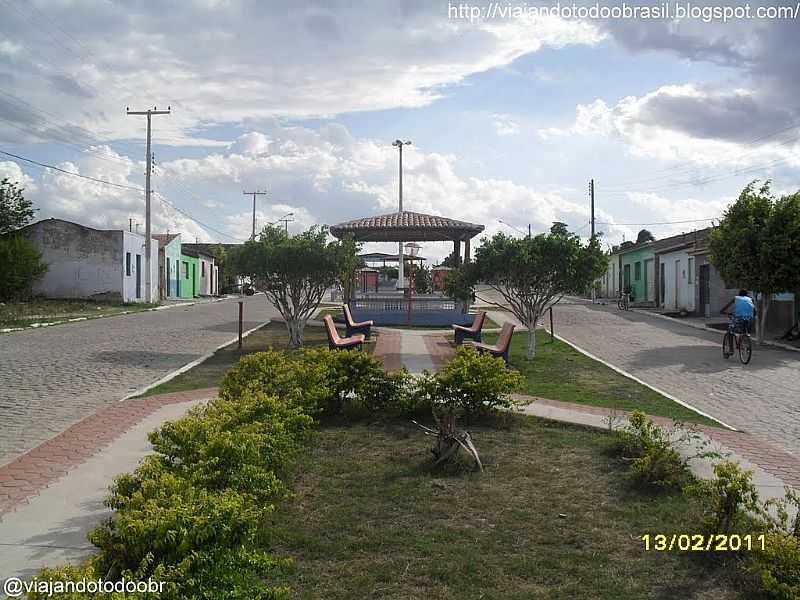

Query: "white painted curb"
(121, 319), (270, 400)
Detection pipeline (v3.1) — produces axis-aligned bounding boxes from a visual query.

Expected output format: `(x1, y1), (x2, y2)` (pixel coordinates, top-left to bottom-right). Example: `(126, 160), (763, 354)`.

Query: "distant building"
(15, 218), (159, 303)
(181, 243), (222, 296)
(153, 233), (181, 300)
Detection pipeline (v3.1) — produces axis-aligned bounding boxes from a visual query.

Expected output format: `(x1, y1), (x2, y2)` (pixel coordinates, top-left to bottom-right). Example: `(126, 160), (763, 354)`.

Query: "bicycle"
(722, 317), (752, 364)
(617, 291), (630, 311)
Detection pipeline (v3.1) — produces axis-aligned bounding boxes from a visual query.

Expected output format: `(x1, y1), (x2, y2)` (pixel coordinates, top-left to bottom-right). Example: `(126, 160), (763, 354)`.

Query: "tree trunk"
(526, 316), (538, 360)
(286, 318), (303, 348)
(758, 293), (771, 345)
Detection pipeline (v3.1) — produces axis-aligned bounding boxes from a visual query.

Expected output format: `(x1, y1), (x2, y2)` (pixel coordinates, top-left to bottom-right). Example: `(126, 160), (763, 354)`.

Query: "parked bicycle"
(617, 291), (631, 311)
(722, 316), (752, 364)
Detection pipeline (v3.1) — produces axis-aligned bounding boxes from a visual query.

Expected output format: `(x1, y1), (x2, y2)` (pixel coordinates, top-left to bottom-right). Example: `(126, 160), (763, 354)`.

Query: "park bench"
(342, 303), (373, 339)
(466, 321), (515, 364)
(452, 311), (486, 345)
(323, 314), (364, 351)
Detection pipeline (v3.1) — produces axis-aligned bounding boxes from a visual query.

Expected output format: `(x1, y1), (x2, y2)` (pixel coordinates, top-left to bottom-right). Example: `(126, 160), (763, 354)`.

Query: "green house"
(619, 243), (656, 304)
(179, 253), (200, 299)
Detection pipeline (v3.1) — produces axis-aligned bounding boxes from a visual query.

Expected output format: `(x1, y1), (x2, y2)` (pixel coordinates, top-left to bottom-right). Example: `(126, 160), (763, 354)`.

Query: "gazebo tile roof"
(330, 211), (484, 242)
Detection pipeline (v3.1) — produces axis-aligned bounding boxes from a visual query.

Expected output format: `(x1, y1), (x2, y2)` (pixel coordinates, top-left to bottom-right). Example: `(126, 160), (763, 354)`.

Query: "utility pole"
(243, 190), (268, 240)
(278, 216), (294, 235)
(590, 178), (596, 304)
(127, 105), (170, 303)
(392, 139), (411, 289)
(528, 223), (531, 238)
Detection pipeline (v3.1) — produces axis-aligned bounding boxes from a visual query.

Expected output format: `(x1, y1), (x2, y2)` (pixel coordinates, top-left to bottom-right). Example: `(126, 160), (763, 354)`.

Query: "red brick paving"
(423, 334), (455, 371)
(373, 330), (402, 370)
(515, 395), (800, 489)
(0, 388), (218, 518)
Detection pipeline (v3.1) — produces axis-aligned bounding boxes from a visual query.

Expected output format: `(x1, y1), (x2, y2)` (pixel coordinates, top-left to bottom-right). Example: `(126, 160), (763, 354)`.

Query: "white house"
(657, 245), (696, 312)
(18, 218), (159, 303)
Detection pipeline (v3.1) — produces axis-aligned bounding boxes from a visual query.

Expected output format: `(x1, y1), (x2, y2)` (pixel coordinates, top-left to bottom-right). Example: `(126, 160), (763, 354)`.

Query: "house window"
(183, 261), (189, 279)
(688, 258), (694, 283)
(634, 261), (641, 281)
(126, 252), (131, 276)
(201, 261), (206, 277)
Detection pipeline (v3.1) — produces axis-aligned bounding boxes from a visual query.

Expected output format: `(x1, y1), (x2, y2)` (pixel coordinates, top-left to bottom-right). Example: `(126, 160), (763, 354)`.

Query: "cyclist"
(728, 289), (756, 333)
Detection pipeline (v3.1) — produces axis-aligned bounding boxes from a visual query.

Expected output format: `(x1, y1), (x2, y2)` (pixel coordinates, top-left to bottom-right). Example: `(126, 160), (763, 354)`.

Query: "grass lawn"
(264, 416), (744, 599)
(482, 329), (718, 427)
(316, 307), (501, 330)
(0, 298), (158, 329)
(139, 320), (369, 397)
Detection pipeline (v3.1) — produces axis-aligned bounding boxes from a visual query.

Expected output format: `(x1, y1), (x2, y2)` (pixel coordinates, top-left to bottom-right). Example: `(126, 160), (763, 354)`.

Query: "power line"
(0, 149), (143, 191)
(596, 217), (718, 226)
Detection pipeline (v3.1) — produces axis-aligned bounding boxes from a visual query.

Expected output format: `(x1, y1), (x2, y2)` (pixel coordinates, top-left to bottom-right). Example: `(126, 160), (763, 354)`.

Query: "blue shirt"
(734, 295), (754, 319)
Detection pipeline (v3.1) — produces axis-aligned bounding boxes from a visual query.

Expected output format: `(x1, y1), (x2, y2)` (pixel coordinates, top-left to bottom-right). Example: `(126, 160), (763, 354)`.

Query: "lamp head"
(405, 242), (421, 258)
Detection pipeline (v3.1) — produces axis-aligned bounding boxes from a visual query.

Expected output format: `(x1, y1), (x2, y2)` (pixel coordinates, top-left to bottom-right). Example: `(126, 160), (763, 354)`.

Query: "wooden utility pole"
(244, 190), (268, 240)
(127, 106), (170, 303)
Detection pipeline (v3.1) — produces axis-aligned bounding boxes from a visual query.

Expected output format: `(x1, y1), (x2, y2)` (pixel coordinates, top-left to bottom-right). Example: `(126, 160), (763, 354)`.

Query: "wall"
(693, 252), (738, 318)
(121, 231), (159, 303)
(197, 255), (214, 296)
(597, 254), (620, 299)
(658, 248), (695, 312)
(620, 246), (655, 304)
(22, 220), (123, 301)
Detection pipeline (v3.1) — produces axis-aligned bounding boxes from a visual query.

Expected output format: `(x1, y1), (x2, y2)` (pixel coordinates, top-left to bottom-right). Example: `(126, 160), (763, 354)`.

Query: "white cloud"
(490, 113), (520, 136)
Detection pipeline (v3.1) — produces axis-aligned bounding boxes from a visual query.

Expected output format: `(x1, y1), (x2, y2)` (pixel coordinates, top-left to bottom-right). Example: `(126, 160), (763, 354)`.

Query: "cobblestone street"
(551, 301), (800, 459)
(0, 297), (276, 467)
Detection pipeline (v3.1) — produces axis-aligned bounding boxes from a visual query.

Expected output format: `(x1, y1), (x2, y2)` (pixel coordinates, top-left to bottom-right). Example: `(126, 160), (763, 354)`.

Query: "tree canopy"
(636, 229), (655, 244)
(229, 225), (357, 347)
(709, 180), (800, 341)
(0, 178), (35, 234)
(470, 224), (607, 359)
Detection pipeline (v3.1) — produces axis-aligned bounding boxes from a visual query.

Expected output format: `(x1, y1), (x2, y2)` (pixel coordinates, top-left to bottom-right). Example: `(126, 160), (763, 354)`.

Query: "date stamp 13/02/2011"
(641, 533), (766, 552)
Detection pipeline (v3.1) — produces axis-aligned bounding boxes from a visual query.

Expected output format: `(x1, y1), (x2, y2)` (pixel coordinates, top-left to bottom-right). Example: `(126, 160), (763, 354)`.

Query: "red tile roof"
(330, 211), (484, 242)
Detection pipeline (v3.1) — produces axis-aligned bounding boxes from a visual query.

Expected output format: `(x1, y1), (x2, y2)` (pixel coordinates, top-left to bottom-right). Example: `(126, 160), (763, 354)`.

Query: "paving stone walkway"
(0, 296), (275, 467)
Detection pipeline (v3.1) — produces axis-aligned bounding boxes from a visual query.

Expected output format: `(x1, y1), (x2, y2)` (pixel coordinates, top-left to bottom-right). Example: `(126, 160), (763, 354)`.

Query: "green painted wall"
(620, 246), (654, 303)
(179, 254), (200, 299)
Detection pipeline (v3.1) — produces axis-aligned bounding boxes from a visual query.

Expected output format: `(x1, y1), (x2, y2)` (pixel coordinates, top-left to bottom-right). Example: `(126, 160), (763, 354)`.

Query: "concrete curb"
(121, 319), (270, 400)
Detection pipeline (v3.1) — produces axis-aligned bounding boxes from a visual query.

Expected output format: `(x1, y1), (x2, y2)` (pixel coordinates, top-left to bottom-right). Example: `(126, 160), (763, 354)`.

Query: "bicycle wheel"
(738, 334), (752, 364)
(617, 298), (624, 310)
(722, 332), (734, 359)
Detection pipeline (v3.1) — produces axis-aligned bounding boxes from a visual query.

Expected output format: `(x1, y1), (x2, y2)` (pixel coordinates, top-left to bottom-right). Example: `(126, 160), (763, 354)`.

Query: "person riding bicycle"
(730, 290), (755, 333)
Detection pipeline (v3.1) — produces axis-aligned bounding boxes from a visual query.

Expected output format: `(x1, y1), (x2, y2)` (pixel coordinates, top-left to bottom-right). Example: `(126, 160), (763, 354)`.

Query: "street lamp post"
(498, 219), (530, 237)
(393, 139), (412, 289)
(405, 242), (421, 326)
(267, 212), (294, 235)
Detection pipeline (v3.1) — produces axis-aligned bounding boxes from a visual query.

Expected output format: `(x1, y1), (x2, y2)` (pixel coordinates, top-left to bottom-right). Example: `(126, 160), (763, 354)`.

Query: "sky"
(1, 0), (799, 262)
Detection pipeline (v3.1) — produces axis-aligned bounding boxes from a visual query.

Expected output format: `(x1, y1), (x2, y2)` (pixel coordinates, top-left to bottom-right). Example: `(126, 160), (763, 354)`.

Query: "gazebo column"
(397, 241), (404, 289)
(464, 238), (471, 263)
(453, 239), (461, 266)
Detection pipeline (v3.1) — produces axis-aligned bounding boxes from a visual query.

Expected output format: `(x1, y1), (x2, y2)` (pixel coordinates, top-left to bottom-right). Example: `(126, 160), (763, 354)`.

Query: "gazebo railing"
(351, 295), (456, 312)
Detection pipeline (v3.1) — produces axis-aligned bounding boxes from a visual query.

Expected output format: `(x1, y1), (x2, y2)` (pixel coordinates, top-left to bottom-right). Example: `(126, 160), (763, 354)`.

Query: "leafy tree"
(0, 177), (35, 234)
(443, 264), (475, 313)
(0, 235), (48, 301)
(334, 235), (362, 303)
(709, 181), (800, 342)
(229, 225), (356, 347)
(411, 263), (432, 294)
(441, 250), (461, 268)
(636, 229), (655, 244)
(471, 224), (607, 359)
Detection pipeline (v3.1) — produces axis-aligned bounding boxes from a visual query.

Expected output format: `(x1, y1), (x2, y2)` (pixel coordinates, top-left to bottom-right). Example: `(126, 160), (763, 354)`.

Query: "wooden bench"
(466, 322), (515, 364)
(452, 311), (486, 345)
(323, 314), (364, 351)
(343, 303), (373, 339)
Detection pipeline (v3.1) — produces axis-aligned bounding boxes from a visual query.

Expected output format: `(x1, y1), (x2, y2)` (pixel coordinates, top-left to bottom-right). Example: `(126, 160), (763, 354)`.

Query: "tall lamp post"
(393, 139), (412, 289)
(405, 242), (421, 326)
(268, 212), (294, 235)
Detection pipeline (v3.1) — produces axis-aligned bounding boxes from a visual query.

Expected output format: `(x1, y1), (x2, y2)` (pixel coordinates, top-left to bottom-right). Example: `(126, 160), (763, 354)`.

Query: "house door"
(192, 264), (197, 296)
(135, 254), (142, 299)
(659, 263), (666, 308)
(644, 259), (654, 302)
(699, 264), (710, 318)
(623, 264), (631, 292)
(166, 260), (171, 298)
(674, 259), (680, 309)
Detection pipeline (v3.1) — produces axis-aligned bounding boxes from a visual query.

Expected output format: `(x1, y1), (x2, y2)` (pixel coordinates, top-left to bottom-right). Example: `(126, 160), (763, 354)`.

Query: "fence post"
(549, 306), (554, 343)
(238, 301), (244, 349)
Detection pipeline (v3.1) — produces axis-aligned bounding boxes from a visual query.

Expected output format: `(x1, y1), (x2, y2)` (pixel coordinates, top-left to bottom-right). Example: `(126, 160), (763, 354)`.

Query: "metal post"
(406, 267), (414, 326)
(392, 140), (411, 289)
(549, 306), (554, 343)
(238, 301), (243, 349)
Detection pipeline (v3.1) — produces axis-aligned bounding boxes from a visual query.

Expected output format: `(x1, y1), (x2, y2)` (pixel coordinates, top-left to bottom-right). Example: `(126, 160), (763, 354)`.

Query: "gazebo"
(330, 210), (485, 326)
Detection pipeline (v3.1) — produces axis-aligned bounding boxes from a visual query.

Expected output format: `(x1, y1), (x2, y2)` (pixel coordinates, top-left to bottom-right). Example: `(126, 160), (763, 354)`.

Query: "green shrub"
(418, 346), (523, 419)
(687, 460), (760, 533)
(146, 390), (314, 502)
(614, 411), (690, 488)
(751, 532), (800, 600)
(0, 235), (47, 301)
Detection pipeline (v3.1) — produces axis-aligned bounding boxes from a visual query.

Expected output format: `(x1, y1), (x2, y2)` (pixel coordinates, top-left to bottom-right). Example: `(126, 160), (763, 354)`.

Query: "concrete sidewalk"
(0, 389), (216, 585)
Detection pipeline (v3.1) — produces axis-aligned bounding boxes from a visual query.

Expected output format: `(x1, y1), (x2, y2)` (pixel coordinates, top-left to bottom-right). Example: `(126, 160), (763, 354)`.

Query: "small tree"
(709, 181), (800, 342)
(636, 229), (655, 244)
(229, 225), (356, 347)
(443, 265), (475, 313)
(0, 235), (48, 301)
(412, 263), (432, 294)
(334, 235), (362, 303)
(0, 177), (35, 234)
(471, 225), (607, 359)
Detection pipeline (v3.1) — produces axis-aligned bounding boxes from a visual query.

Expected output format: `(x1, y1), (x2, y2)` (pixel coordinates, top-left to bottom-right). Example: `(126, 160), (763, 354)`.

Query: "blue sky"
(1, 1), (798, 260)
